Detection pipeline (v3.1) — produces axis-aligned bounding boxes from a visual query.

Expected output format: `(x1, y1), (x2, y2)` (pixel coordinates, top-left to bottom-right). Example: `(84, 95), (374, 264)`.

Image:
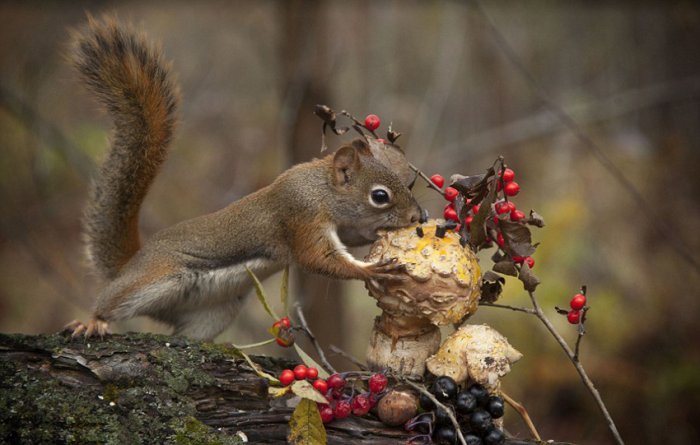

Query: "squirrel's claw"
(63, 319), (109, 339)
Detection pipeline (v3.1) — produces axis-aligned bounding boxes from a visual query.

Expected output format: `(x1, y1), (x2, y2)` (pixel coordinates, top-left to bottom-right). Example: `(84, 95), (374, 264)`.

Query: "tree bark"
(0, 333), (573, 445)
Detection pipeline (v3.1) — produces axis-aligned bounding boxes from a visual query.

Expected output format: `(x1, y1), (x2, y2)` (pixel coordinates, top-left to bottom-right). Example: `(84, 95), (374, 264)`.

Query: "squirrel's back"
(72, 16), (179, 280)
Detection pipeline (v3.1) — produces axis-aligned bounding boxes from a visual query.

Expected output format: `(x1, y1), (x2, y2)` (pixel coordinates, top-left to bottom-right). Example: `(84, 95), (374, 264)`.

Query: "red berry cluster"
(433, 168), (534, 267)
(566, 293), (587, 324)
(316, 372), (388, 424)
(278, 364), (321, 386)
(271, 316), (294, 347)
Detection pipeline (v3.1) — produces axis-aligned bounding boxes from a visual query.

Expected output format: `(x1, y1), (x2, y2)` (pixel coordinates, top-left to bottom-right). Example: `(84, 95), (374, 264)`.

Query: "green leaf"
(281, 266), (290, 313)
(294, 344), (330, 380)
(246, 266), (279, 320)
(287, 398), (327, 445)
(290, 380), (328, 404)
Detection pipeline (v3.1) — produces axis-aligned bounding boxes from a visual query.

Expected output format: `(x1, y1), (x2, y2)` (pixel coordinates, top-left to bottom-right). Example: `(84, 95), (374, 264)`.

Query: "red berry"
(504, 181), (520, 196)
(275, 337), (294, 347)
(506, 201), (516, 212)
(368, 393), (380, 408)
(368, 373), (388, 394)
(327, 374), (346, 390)
(318, 404), (334, 423)
(567, 309), (581, 324)
(500, 168), (515, 183)
(313, 379), (329, 394)
(444, 187), (459, 202)
(496, 232), (505, 248)
(472, 204), (480, 215)
(495, 201), (511, 215)
(465, 215), (473, 229)
(377, 138), (386, 144)
(306, 367), (319, 380)
(523, 256), (535, 268)
(279, 316), (291, 329)
(510, 209), (525, 221)
(454, 223), (461, 232)
(512, 256), (524, 263)
(444, 207), (458, 222)
(334, 400), (352, 419)
(430, 174), (445, 188)
(570, 293), (587, 310)
(293, 364), (308, 380)
(279, 369), (295, 386)
(351, 394), (371, 416)
(364, 114), (380, 131)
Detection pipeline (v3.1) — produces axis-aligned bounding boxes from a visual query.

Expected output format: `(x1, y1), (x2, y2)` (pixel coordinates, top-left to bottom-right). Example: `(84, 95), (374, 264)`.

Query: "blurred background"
(1, 1), (699, 444)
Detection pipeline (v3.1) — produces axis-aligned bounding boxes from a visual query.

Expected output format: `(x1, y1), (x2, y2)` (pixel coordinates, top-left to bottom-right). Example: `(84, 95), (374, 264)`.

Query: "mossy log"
(0, 333), (573, 445)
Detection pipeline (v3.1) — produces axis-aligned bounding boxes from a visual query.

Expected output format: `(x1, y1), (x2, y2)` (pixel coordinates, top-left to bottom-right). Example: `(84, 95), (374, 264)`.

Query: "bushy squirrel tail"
(72, 15), (179, 280)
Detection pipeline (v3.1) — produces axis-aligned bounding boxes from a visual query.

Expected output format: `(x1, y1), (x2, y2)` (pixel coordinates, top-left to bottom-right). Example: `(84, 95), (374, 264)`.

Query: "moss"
(170, 417), (243, 445)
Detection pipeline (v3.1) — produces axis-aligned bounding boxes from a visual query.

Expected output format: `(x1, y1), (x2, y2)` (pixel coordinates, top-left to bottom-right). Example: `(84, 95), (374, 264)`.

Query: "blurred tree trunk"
(279, 0), (348, 367)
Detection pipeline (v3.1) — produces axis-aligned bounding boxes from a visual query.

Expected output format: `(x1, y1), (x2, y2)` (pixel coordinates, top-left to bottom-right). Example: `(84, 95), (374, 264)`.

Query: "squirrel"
(65, 16), (422, 340)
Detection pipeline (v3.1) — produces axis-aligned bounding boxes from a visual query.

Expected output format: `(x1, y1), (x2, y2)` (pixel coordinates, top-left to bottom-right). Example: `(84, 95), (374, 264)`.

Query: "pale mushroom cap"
(365, 219), (482, 326)
(426, 324), (523, 389)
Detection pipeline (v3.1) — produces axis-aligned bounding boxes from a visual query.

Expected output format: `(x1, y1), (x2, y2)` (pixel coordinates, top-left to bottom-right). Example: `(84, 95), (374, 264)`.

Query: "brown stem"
(501, 391), (541, 441)
(408, 162), (444, 194)
(526, 290), (625, 445)
(480, 302), (537, 315)
(294, 304), (336, 374)
(328, 344), (369, 371)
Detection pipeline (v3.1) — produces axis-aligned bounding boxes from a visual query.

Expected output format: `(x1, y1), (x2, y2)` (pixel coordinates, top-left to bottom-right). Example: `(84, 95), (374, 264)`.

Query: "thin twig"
(404, 380), (467, 445)
(409, 162), (444, 194)
(294, 303), (336, 374)
(328, 345), (368, 371)
(526, 290), (625, 445)
(501, 391), (541, 441)
(480, 301), (537, 315)
(573, 307), (588, 362)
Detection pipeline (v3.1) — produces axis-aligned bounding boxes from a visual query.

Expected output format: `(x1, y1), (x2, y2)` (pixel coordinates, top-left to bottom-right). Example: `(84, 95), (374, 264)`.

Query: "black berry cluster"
(405, 376), (506, 445)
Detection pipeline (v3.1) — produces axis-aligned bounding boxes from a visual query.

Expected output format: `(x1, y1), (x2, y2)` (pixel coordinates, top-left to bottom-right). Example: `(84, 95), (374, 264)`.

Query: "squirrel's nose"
(410, 205), (422, 224)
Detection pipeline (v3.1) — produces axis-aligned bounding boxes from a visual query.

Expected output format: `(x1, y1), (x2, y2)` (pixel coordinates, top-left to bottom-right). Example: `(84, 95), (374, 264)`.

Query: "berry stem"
(501, 391), (541, 441)
(403, 380), (467, 445)
(294, 303), (336, 375)
(328, 344), (369, 371)
(523, 287), (625, 445)
(407, 163), (444, 194)
(573, 306), (589, 362)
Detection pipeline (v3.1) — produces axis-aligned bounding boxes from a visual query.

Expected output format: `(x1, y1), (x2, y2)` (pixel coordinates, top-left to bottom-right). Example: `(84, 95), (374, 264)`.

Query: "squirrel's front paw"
(63, 319), (110, 338)
(365, 258), (407, 293)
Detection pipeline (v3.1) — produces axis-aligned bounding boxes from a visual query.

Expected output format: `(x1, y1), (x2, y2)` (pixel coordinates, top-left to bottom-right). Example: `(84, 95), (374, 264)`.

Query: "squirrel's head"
(330, 139), (422, 247)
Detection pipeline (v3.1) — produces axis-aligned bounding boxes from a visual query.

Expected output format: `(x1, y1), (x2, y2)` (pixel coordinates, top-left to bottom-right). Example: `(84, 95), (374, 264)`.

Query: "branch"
(295, 303), (336, 374)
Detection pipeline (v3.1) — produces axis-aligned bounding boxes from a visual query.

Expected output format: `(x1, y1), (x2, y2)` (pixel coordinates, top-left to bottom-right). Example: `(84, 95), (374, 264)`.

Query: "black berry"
(483, 427), (506, 445)
(435, 407), (452, 426)
(419, 392), (435, 411)
(433, 426), (457, 445)
(469, 408), (492, 434)
(455, 390), (478, 414)
(468, 383), (489, 406)
(432, 376), (458, 402)
(465, 434), (483, 445)
(486, 396), (505, 419)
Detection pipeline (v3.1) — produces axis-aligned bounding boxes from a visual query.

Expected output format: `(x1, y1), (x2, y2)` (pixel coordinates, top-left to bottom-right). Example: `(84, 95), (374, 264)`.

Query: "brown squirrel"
(66, 16), (422, 340)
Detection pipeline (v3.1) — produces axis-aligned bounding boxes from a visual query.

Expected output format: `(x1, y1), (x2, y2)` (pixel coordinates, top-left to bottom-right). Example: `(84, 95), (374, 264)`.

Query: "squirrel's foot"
(63, 319), (110, 338)
(365, 258), (407, 293)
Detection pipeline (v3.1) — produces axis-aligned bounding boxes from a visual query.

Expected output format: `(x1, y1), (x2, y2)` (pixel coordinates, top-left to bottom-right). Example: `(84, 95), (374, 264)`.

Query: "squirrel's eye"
(370, 187), (392, 207)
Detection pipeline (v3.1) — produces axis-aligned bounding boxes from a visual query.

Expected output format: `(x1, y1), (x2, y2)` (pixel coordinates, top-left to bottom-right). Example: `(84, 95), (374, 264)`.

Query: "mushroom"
(426, 323), (522, 392)
(365, 219), (482, 376)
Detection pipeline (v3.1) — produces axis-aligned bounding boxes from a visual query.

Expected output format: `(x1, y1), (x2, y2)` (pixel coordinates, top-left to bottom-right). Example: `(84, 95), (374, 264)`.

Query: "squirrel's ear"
(332, 145), (360, 186)
(351, 138), (372, 157)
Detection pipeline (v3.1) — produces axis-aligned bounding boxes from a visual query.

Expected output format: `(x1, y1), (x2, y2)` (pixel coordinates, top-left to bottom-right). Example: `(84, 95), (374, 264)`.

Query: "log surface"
(0, 333), (572, 444)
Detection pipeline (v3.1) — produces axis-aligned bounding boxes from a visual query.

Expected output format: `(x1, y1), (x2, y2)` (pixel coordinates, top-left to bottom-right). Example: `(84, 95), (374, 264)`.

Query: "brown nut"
(377, 387), (419, 426)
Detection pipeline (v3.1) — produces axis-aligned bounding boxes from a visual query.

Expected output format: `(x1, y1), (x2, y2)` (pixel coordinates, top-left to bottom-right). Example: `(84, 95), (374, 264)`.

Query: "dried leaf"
(518, 263), (541, 292)
(469, 178), (497, 249)
(287, 398), (327, 445)
(493, 259), (518, 276)
(480, 271), (505, 303)
(526, 210), (546, 228)
(269, 385), (292, 398)
(499, 220), (536, 258)
(246, 266), (279, 320)
(291, 380), (329, 404)
(293, 344), (330, 380)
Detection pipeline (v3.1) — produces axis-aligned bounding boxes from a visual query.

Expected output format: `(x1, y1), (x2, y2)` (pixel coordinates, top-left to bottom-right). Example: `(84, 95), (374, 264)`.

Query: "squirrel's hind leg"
(170, 300), (242, 341)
